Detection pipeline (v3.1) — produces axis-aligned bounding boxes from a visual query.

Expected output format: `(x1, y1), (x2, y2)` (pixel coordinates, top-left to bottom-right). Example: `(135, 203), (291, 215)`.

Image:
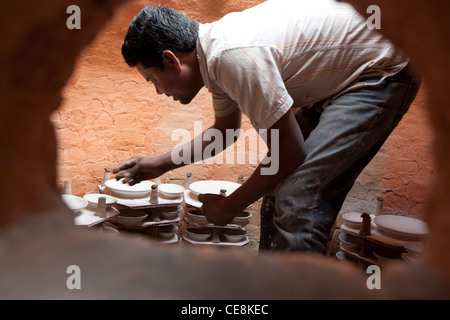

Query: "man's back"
(197, 0), (408, 129)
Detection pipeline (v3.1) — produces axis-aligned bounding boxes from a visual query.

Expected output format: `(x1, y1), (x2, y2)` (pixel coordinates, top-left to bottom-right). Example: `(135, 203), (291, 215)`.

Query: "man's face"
(136, 53), (200, 105)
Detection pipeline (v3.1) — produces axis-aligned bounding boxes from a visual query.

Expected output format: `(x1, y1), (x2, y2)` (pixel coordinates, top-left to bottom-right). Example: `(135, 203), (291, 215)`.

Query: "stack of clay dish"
(339, 210), (429, 268)
(181, 179), (250, 247)
(185, 209), (251, 228)
(338, 232), (361, 253)
(183, 208), (249, 247)
(105, 210), (180, 244)
(67, 193), (121, 227)
(99, 176), (182, 244)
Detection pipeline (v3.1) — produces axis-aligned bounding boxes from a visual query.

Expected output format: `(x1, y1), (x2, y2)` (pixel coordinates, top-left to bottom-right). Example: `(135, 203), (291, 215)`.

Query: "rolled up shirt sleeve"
(209, 46), (294, 130)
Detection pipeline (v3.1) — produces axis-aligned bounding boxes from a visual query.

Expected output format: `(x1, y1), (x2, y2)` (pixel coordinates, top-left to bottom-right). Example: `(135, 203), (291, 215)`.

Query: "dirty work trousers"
(259, 66), (421, 254)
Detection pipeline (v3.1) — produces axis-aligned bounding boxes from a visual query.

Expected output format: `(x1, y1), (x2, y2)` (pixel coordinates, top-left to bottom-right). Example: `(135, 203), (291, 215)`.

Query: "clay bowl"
(158, 205), (182, 220)
(335, 251), (358, 263)
(114, 209), (148, 227)
(157, 224), (178, 239)
(231, 211), (252, 226)
(341, 212), (364, 229)
(186, 209), (208, 225)
(104, 178), (154, 198)
(83, 193), (117, 209)
(338, 232), (361, 253)
(185, 227), (212, 242)
(222, 228), (248, 243)
(158, 183), (185, 199)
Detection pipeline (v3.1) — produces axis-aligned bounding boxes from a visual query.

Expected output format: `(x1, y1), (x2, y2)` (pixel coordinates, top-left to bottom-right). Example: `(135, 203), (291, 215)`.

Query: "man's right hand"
(112, 156), (166, 185)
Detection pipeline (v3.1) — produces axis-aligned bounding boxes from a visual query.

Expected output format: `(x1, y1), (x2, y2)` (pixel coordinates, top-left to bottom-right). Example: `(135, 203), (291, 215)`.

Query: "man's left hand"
(198, 193), (236, 226)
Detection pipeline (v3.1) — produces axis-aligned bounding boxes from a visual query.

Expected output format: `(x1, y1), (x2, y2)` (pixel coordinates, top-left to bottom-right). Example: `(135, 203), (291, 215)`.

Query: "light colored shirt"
(196, 0), (409, 130)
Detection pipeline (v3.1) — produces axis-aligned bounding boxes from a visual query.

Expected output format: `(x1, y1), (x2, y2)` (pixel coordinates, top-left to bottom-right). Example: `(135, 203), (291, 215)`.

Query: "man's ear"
(162, 50), (181, 72)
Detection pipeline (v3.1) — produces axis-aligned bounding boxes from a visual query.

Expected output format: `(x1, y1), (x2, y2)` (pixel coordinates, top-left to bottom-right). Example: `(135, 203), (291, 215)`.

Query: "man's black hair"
(122, 5), (199, 69)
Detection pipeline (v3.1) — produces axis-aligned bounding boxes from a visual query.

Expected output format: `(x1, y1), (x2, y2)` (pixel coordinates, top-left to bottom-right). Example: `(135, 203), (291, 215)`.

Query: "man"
(114, 0), (420, 254)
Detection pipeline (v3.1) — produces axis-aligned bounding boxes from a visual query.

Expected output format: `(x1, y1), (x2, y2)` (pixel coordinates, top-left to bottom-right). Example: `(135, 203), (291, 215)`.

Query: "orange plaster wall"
(379, 86), (434, 218)
(53, 0), (434, 220)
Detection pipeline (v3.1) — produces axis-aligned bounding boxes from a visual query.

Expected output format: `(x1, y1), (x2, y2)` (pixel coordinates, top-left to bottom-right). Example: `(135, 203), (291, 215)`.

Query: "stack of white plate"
(373, 215), (429, 242)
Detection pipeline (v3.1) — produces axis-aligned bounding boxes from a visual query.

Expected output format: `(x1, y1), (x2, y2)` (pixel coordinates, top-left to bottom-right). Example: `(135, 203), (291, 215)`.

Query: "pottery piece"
(186, 227), (212, 242)
(158, 183), (185, 199)
(223, 228), (247, 243)
(83, 193), (117, 209)
(114, 209), (148, 227)
(104, 178), (154, 198)
(374, 215), (429, 241)
(62, 194), (88, 212)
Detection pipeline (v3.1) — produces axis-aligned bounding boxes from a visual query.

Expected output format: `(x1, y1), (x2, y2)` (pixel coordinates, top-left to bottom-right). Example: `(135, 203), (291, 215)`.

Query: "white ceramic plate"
(341, 212), (364, 228)
(374, 215), (429, 241)
(189, 180), (241, 196)
(113, 209), (148, 227)
(342, 212), (375, 228)
(184, 190), (202, 208)
(223, 229), (248, 243)
(104, 178), (155, 198)
(62, 194), (88, 211)
(83, 193), (117, 207)
(185, 227), (212, 241)
(158, 183), (185, 199)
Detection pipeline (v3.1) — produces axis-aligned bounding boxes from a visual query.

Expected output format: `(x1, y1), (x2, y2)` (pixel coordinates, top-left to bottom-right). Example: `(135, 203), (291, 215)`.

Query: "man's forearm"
(160, 125), (233, 172)
(224, 146), (305, 215)
(221, 110), (306, 216)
